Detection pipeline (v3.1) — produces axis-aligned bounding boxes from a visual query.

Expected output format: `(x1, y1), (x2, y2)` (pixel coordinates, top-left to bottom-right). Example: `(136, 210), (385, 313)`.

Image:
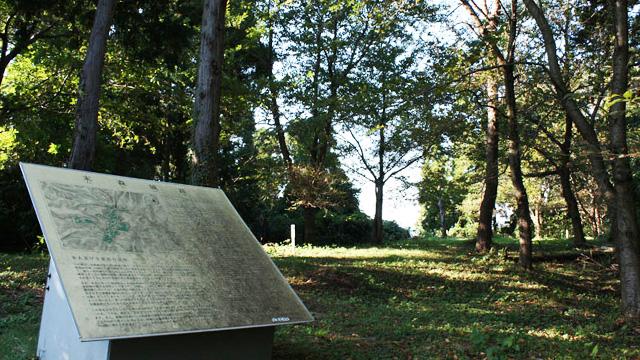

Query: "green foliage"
(419, 148), (472, 237)
(382, 220), (410, 242)
(0, 126), (19, 170)
(470, 328), (521, 360)
(313, 211), (372, 246)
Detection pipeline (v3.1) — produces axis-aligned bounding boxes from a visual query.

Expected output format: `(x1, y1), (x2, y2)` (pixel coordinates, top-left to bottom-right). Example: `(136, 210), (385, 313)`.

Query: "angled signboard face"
(21, 163), (313, 341)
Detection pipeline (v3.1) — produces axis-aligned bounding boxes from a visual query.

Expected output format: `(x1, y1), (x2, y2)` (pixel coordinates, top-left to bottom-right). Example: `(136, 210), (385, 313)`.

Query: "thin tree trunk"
(558, 165), (586, 247)
(476, 76), (499, 252)
(372, 108), (385, 244)
(308, 18), (323, 165)
(558, 116), (587, 247)
(266, 4), (292, 169)
(68, 0), (116, 170)
(191, 0), (227, 187)
(269, 87), (291, 168)
(373, 178), (384, 244)
(594, 196), (602, 237)
(503, 61), (533, 269)
(161, 128), (170, 181)
(610, 0), (640, 320)
(534, 202), (542, 239)
(438, 197), (447, 238)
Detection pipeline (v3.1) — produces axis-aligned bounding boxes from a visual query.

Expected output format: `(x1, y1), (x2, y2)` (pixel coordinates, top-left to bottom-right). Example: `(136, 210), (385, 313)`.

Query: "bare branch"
(344, 125), (377, 179)
(384, 155), (422, 183)
(523, 169), (558, 178)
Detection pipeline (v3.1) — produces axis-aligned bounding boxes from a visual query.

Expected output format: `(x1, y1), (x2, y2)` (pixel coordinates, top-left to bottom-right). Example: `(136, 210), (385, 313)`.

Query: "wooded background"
(0, 0), (639, 318)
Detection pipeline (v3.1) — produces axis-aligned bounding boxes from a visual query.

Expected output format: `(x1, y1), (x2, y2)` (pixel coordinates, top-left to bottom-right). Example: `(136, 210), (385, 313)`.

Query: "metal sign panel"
(21, 163), (313, 341)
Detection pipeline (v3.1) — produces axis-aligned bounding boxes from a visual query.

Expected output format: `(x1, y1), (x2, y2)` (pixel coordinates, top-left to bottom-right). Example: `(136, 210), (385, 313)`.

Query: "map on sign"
(43, 182), (180, 252)
(21, 163), (313, 341)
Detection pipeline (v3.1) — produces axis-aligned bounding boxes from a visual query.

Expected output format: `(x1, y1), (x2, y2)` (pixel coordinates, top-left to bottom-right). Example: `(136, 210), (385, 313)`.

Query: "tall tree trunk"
(191, 0), (227, 187)
(503, 61), (534, 269)
(372, 178), (384, 244)
(372, 112), (385, 244)
(459, 0), (501, 253)
(438, 197), (447, 238)
(303, 17), (324, 245)
(0, 58), (9, 89)
(476, 76), (500, 252)
(558, 115), (587, 247)
(308, 18), (323, 166)
(523, 0), (617, 242)
(68, 0), (116, 170)
(610, 0), (640, 320)
(558, 165), (586, 247)
(534, 202), (542, 239)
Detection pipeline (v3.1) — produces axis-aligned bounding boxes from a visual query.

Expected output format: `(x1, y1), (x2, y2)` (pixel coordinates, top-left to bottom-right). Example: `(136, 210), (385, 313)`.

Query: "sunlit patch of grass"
(1, 237), (638, 359)
(270, 237), (636, 359)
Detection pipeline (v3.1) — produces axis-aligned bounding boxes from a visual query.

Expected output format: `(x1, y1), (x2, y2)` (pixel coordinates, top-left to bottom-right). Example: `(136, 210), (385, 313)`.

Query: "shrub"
(314, 211), (372, 246)
(383, 220), (410, 242)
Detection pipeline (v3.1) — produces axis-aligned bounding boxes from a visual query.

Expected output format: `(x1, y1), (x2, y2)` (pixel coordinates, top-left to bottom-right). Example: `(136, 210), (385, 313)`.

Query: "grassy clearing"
(0, 254), (47, 360)
(1, 237), (638, 359)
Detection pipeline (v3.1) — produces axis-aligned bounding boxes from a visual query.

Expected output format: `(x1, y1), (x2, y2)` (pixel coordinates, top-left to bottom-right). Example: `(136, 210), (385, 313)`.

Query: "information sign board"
(21, 163), (313, 341)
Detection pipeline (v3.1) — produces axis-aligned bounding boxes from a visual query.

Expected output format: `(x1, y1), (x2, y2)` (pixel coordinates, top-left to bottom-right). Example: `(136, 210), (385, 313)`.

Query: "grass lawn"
(1, 237), (638, 359)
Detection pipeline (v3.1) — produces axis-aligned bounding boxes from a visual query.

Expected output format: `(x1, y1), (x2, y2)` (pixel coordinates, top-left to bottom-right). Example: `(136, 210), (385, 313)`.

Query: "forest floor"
(1, 237), (638, 359)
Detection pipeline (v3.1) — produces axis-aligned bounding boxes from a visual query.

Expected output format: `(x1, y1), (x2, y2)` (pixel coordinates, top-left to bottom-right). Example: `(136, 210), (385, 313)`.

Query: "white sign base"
(37, 259), (109, 359)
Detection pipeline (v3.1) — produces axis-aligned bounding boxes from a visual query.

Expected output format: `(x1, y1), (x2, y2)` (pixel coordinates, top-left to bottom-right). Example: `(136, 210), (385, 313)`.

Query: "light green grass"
(1, 238), (637, 359)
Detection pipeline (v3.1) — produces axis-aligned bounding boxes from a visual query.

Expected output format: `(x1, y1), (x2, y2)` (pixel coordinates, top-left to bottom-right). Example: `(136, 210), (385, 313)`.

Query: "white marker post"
(290, 224), (296, 249)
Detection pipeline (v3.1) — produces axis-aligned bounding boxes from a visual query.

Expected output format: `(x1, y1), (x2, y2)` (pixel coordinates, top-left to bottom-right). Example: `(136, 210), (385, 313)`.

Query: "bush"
(448, 216), (477, 238)
(0, 166), (40, 252)
(383, 220), (410, 242)
(314, 211), (372, 246)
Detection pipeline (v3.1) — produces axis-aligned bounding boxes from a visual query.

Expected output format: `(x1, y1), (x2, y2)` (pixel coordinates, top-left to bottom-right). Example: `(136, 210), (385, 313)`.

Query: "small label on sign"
(271, 316), (290, 323)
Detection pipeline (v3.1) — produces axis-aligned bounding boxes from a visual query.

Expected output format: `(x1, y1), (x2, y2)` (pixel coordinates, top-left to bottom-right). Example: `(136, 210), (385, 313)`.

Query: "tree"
(191, 0), (228, 186)
(460, 0), (534, 268)
(522, 0), (617, 240)
(262, 0), (432, 243)
(476, 72), (500, 252)
(608, 0), (640, 320)
(341, 71), (425, 243)
(419, 149), (470, 238)
(0, 1), (71, 89)
(68, 0), (116, 170)
(524, 0), (640, 319)
(340, 20), (435, 244)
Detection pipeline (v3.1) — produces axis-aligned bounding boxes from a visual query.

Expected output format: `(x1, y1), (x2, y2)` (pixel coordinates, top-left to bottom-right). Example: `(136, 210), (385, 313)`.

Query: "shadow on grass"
(272, 247), (627, 359)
